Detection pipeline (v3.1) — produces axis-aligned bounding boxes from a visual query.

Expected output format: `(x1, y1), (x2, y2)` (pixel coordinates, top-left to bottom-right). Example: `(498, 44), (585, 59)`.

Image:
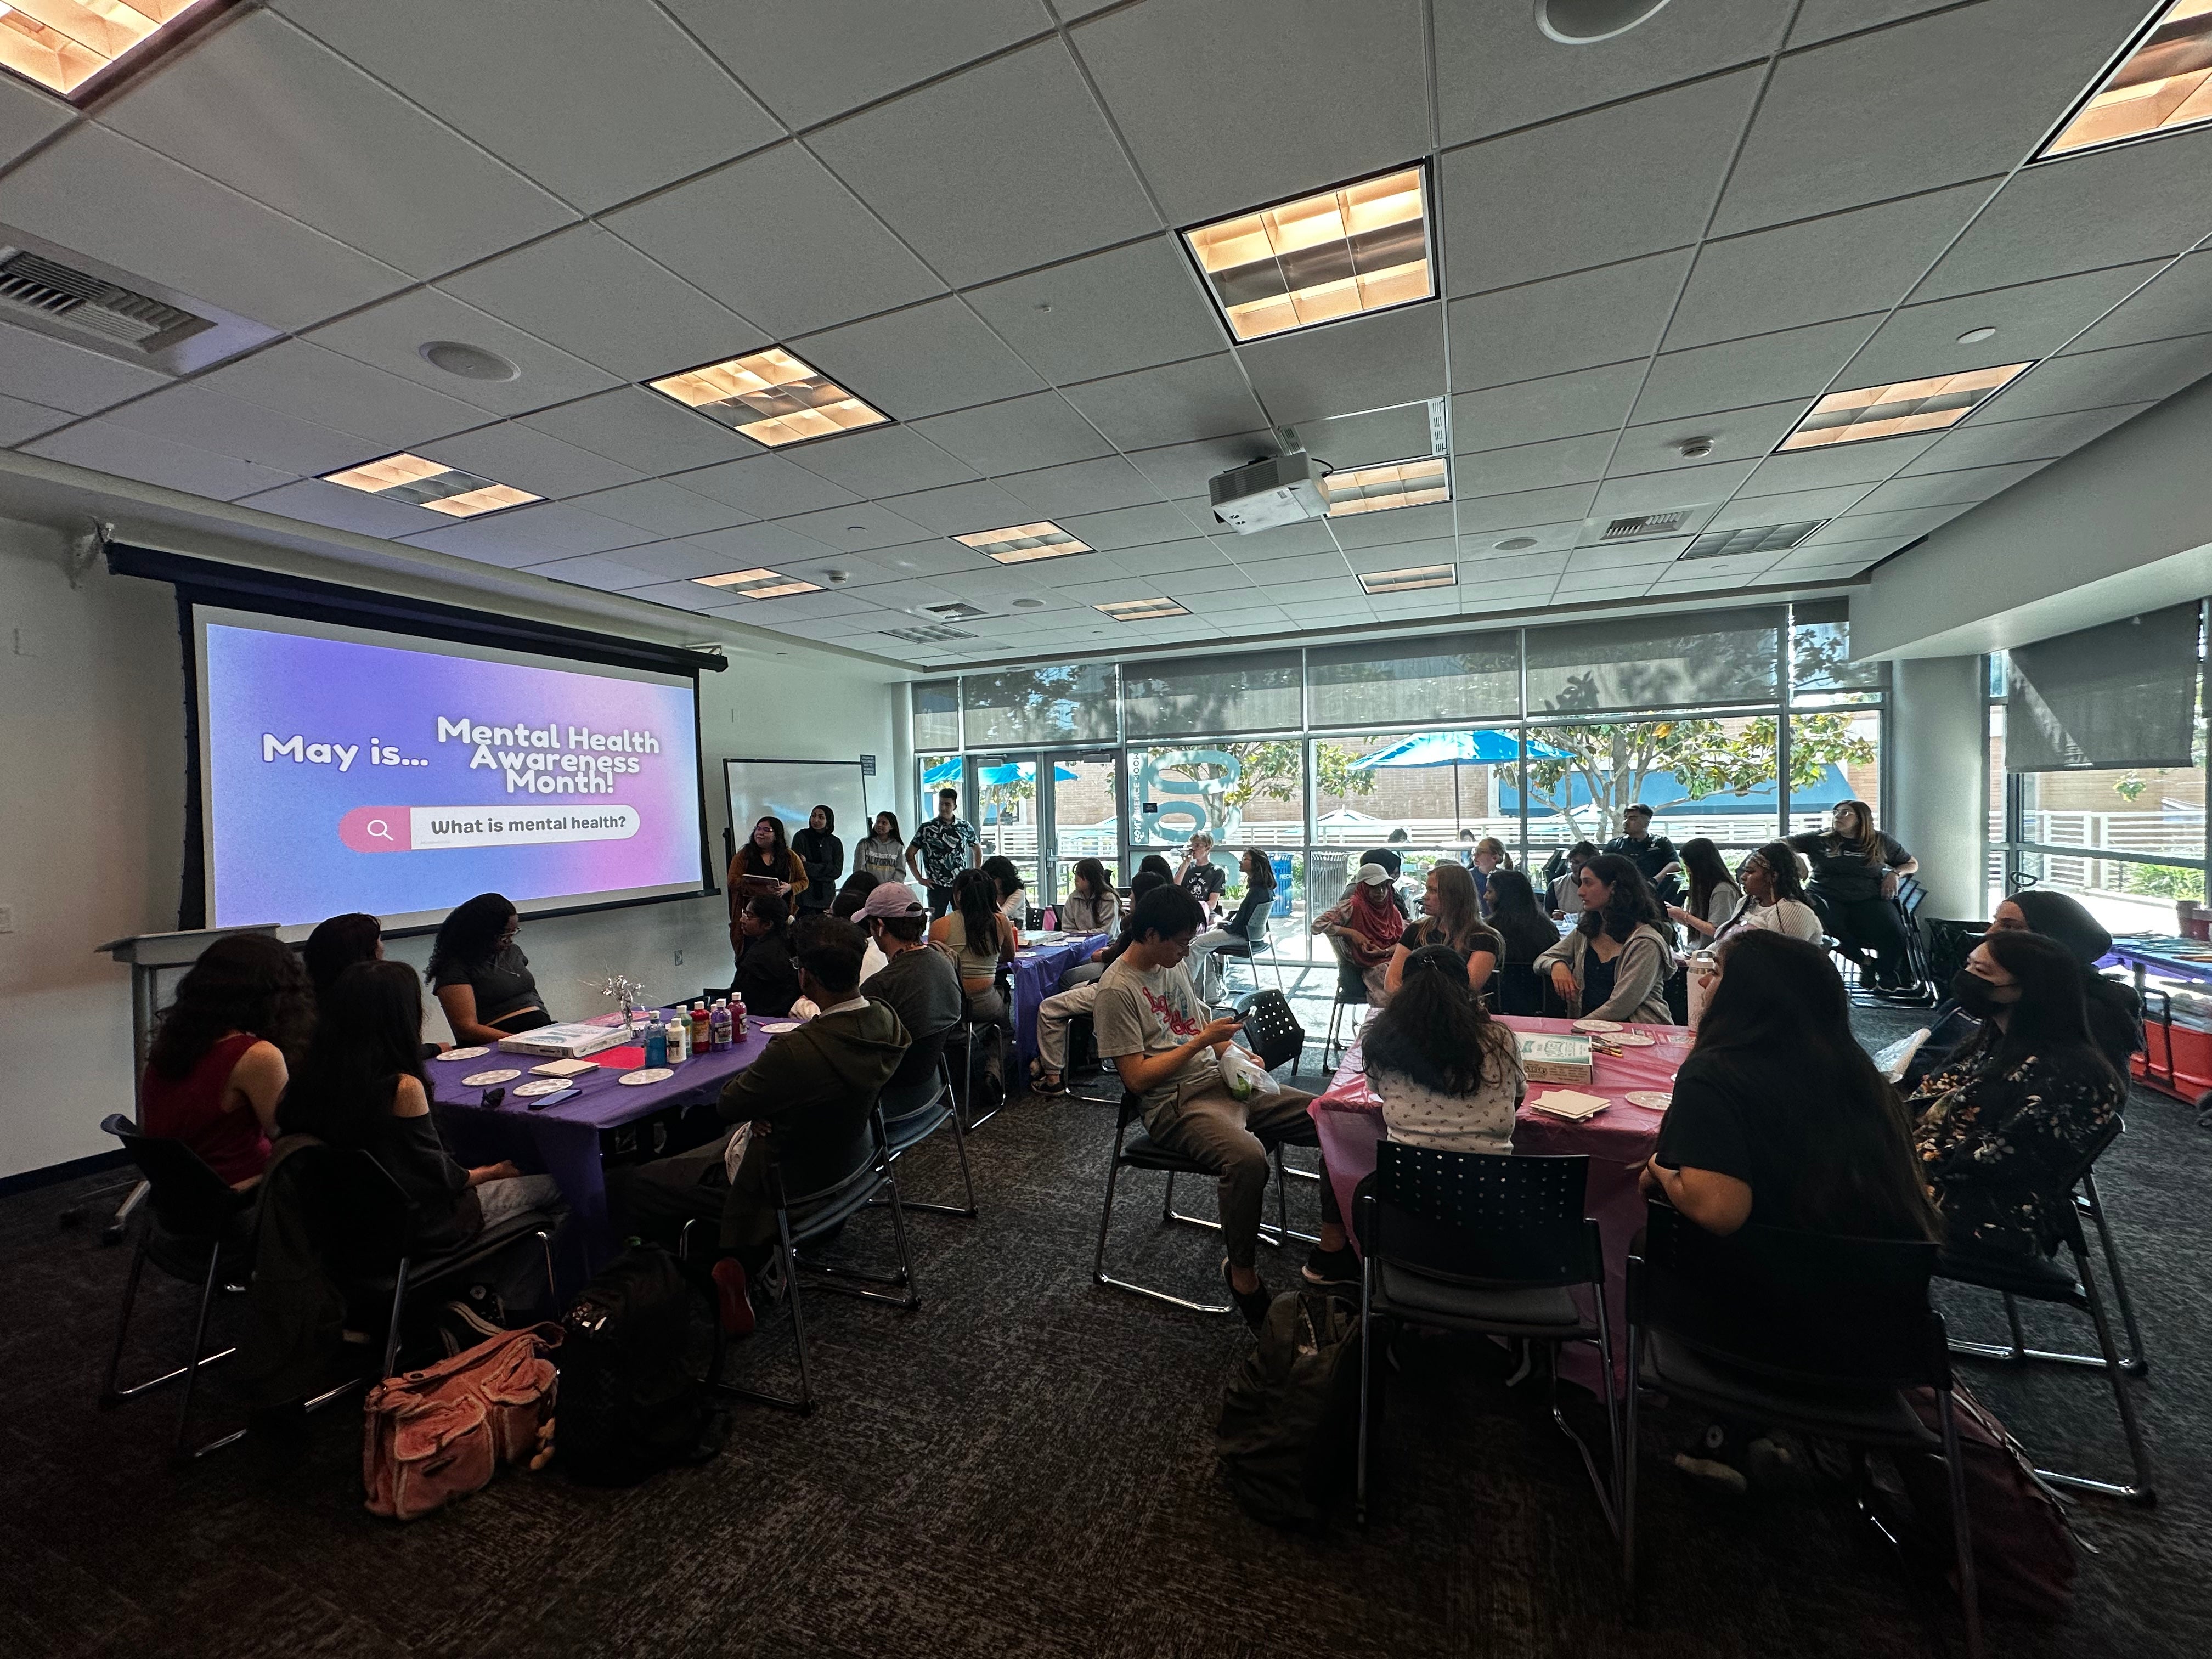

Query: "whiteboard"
(724, 757), (870, 876)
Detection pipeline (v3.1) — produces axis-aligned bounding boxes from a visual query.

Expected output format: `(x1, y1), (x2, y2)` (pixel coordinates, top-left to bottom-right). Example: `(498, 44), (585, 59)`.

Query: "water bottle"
(642, 1021), (667, 1068)
(1042, 906), (1057, 932)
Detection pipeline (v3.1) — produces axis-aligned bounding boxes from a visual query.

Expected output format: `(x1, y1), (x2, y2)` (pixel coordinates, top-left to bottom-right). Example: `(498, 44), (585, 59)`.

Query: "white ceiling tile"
(962, 235), (1231, 385)
(1453, 548), (1570, 583)
(715, 587), (888, 623)
(1703, 483), (1877, 528)
(438, 225), (767, 382)
(1237, 304), (1444, 428)
(1842, 262), (2166, 388)
(1460, 521), (1583, 557)
(424, 422), (645, 500)
(877, 479), (1034, 535)
(1344, 536), (1454, 574)
(1788, 0), (1958, 46)
(1666, 180), (1995, 351)
(0, 393), (72, 446)
(523, 550), (667, 590)
(401, 501), (653, 565)
(1712, 0), (2154, 235)
(1588, 460), (1759, 521)
(1454, 433), (1615, 499)
(1632, 315), (1881, 424)
(522, 388), (763, 473)
(772, 502), (937, 554)
(675, 522), (844, 569)
(1851, 460), (2050, 515)
(1223, 551), (1346, 586)
(275, 0), (785, 212)
(679, 453), (861, 517)
(1565, 538), (1693, 574)
(0, 65), (72, 168)
(1804, 506), (1966, 545)
(1061, 501), (1206, 552)
(1163, 565), (1264, 599)
(622, 578), (744, 612)
(999, 456), (1163, 518)
(665, 0), (1050, 129)
(1199, 518), (1339, 561)
(1434, 0), (1783, 145)
(0, 320), (171, 415)
(1739, 436), (1939, 494)
(1441, 69), (1762, 295)
(566, 480), (751, 538)
(101, 385), (366, 475)
(24, 420), (295, 500)
(1125, 430), (1276, 499)
(1894, 402), (2151, 472)
(1060, 354), (1270, 449)
(1109, 537), (1227, 578)
(306, 289), (621, 417)
(605, 144), (945, 340)
(2065, 250), (2212, 354)
(1969, 335), (2212, 423)
(1072, 0), (1430, 227)
(1461, 575), (1561, 605)
(1610, 399), (1808, 474)
(1651, 556), (1780, 588)
(194, 340), (488, 449)
(810, 40), (1158, 289)
(0, 123), (407, 330)
(237, 477), (453, 538)
(99, 12), (572, 278)
(1329, 503), (1455, 549)
(795, 296), (1046, 420)
(864, 539), (992, 579)
(1451, 361), (1645, 450)
(912, 392), (1115, 476)
(1454, 482), (1604, 534)
(782, 425), (981, 496)
(1449, 250), (1691, 392)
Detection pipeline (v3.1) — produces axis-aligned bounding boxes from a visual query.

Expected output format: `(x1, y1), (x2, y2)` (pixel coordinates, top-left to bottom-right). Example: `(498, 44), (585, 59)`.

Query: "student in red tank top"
(138, 934), (312, 1190)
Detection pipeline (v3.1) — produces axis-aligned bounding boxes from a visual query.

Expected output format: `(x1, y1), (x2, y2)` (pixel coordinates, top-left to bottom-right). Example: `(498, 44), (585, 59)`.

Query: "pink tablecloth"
(1308, 1014), (1688, 1387)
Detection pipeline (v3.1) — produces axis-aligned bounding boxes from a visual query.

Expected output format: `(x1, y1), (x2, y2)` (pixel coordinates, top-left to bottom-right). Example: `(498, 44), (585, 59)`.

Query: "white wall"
(0, 514), (907, 1179)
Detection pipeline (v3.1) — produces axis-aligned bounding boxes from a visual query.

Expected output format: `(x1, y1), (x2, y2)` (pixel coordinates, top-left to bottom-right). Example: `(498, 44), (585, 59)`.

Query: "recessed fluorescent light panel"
(2040, 1), (2212, 159)
(1358, 563), (1457, 595)
(1680, 522), (1826, 560)
(1182, 164), (1434, 342)
(321, 453), (541, 519)
(1322, 456), (1451, 517)
(648, 347), (890, 448)
(1095, 597), (1189, 622)
(1776, 364), (2032, 452)
(0, 0), (233, 103)
(691, 567), (823, 600)
(955, 521), (1092, 565)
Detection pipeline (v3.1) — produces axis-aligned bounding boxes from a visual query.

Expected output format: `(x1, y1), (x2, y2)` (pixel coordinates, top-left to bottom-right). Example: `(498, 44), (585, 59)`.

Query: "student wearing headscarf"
(1312, 862), (1406, 1003)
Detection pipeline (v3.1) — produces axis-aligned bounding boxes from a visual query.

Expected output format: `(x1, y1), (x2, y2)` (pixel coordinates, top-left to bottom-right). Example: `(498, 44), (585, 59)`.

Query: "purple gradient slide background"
(203, 620), (704, 927)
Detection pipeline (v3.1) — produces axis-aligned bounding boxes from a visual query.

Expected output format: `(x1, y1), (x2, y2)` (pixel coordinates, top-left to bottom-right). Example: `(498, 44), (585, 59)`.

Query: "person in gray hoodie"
(1534, 854), (1675, 1025)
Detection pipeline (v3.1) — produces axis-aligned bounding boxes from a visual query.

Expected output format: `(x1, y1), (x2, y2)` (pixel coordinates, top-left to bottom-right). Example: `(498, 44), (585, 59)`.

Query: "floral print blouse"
(1908, 1043), (2122, 1256)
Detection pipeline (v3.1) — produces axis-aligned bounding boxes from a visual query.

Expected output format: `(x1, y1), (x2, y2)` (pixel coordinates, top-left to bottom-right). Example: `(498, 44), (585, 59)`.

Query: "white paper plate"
(617, 1068), (674, 1086)
(1572, 1018), (1622, 1032)
(437, 1046), (490, 1061)
(758, 1021), (800, 1034)
(512, 1078), (571, 1098)
(1608, 1031), (1657, 1047)
(461, 1068), (521, 1087)
(1624, 1091), (1672, 1111)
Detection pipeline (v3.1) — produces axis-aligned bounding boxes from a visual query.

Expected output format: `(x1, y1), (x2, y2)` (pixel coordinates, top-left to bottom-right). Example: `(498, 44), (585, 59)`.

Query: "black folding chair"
(1213, 908), (1288, 998)
(952, 968), (1013, 1131)
(877, 1046), (978, 1220)
(1493, 961), (1545, 1017)
(98, 1114), (257, 1459)
(1622, 1206), (1979, 1658)
(1237, 988), (1307, 1079)
(1322, 942), (1370, 1068)
(1355, 1147), (1618, 1532)
(1092, 1090), (1316, 1314)
(1936, 1120), (2152, 1504)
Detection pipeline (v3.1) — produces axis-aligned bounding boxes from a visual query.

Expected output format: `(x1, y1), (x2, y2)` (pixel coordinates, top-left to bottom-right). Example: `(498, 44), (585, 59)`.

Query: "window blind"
(1121, 650), (1302, 737)
(1525, 607), (1782, 714)
(1306, 629), (1520, 726)
(2004, 604), (2200, 772)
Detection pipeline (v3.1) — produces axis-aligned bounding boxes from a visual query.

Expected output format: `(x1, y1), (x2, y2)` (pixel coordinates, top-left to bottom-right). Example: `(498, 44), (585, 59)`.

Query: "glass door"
(969, 753), (1041, 904)
(1047, 751), (1122, 907)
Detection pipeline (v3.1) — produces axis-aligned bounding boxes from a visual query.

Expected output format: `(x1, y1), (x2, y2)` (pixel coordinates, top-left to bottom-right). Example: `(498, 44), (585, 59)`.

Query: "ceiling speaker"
(1538, 0), (1673, 44)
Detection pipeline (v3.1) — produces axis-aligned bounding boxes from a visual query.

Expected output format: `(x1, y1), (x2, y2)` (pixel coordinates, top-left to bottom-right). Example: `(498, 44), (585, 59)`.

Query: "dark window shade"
(912, 679), (960, 749)
(1306, 630), (1520, 726)
(1526, 607), (1782, 714)
(1791, 600), (1885, 692)
(2004, 604), (2201, 772)
(1122, 649), (1302, 736)
(962, 663), (1118, 747)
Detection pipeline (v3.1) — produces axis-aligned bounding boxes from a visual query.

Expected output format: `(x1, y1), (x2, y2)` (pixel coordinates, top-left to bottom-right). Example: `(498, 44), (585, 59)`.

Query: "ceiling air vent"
(1680, 521), (1827, 560)
(914, 601), (992, 623)
(885, 624), (976, 645)
(1599, 510), (1691, 540)
(0, 226), (276, 374)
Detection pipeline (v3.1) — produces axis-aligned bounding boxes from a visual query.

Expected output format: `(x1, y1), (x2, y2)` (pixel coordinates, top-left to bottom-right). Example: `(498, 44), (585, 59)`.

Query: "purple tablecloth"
(1011, 933), (1108, 1064)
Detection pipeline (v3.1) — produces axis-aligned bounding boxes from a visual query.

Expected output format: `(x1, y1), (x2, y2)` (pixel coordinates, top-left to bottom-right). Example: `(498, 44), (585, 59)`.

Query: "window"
(962, 664), (1117, 747)
(1519, 714), (1783, 861)
(1306, 630), (1519, 727)
(1129, 742), (1305, 850)
(1122, 650), (1301, 738)
(1788, 708), (1883, 836)
(1310, 731), (1511, 850)
(1525, 609), (1781, 715)
(912, 679), (960, 751)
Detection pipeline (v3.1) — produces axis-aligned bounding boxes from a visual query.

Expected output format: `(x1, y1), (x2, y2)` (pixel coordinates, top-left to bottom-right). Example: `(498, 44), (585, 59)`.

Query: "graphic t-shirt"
(1179, 859), (1227, 911)
(1093, 956), (1220, 1129)
(911, 816), (980, 886)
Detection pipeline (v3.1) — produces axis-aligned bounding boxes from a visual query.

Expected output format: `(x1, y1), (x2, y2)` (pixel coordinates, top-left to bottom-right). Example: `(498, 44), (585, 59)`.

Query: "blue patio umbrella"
(1348, 729), (1573, 831)
(922, 758), (1080, 787)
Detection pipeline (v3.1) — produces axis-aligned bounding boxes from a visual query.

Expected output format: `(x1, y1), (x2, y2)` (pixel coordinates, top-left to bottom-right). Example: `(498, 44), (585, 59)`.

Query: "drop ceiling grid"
(0, 0), (2203, 663)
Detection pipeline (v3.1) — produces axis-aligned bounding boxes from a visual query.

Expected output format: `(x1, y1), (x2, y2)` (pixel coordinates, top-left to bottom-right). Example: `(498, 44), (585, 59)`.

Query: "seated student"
(1059, 857), (1122, 935)
(1302, 945), (1528, 1287)
(302, 912), (382, 1001)
(730, 893), (803, 1017)
(1549, 841), (1600, 918)
(831, 871), (888, 983)
(930, 866), (1018, 1104)
(1175, 833), (1227, 922)
(1384, 859), (1502, 1001)
(139, 933), (311, 1190)
(1665, 837), (1742, 941)
(1789, 799), (1920, 996)
(1606, 803), (1683, 903)
(1032, 872), (1171, 1093)
(728, 816), (810, 948)
(281, 960), (564, 1323)
(791, 805), (844, 916)
(855, 882), (964, 1115)
(1482, 867), (1559, 1016)
(1708, 840), (1824, 944)
(1908, 928), (2125, 1259)
(611, 919), (909, 1333)
(854, 811), (909, 884)
(982, 855), (1030, 926)
(1356, 842), (1410, 919)
(1312, 862), (1405, 1003)
(428, 893), (551, 1046)
(1185, 847), (1280, 1002)
(1136, 852), (1175, 884)
(1534, 854), (1673, 1025)
(1094, 886), (1317, 1329)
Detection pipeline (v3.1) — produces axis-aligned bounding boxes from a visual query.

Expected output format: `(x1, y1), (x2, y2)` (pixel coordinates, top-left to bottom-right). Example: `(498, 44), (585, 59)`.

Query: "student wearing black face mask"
(1906, 929), (2124, 1259)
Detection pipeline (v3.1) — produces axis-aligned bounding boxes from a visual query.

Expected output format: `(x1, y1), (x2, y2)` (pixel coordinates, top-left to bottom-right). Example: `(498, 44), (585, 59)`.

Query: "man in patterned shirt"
(906, 787), (981, 918)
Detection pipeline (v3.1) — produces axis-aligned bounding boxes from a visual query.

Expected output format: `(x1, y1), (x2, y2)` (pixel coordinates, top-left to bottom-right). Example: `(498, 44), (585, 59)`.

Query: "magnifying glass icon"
(366, 819), (395, 843)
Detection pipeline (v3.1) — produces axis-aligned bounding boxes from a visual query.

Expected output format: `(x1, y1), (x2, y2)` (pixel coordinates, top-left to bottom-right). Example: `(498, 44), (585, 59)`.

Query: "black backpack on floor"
(1216, 1289), (1372, 1529)
(556, 1245), (723, 1486)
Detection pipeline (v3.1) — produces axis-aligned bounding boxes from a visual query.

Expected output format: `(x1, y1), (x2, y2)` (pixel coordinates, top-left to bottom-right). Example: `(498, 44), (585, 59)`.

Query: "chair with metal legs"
(1322, 943), (1370, 1069)
(1354, 1147), (1618, 1532)
(1935, 1120), (2153, 1504)
(877, 1048), (978, 1221)
(1212, 909), (1287, 1001)
(952, 971), (1013, 1132)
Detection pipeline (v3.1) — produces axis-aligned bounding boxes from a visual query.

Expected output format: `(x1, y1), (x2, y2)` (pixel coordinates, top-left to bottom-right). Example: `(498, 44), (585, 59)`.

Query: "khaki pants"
(1149, 1085), (1318, 1271)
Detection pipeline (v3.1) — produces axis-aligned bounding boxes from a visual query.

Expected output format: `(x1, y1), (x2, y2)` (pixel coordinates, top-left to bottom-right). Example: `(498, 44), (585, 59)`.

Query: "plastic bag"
(1220, 1045), (1282, 1101)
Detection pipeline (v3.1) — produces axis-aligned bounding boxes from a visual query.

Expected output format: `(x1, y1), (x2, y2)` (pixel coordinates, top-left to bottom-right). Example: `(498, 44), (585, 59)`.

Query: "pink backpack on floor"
(363, 1323), (562, 1521)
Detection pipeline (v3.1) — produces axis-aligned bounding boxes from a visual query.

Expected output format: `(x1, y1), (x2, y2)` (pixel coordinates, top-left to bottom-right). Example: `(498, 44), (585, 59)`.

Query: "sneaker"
(1673, 1451), (1749, 1496)
(1029, 1067), (1067, 1096)
(1301, 1244), (1361, 1289)
(711, 1257), (755, 1338)
(1221, 1259), (1273, 1332)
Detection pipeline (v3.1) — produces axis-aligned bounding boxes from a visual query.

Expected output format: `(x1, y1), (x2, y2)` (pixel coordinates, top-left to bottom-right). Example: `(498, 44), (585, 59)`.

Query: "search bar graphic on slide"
(338, 805), (641, 853)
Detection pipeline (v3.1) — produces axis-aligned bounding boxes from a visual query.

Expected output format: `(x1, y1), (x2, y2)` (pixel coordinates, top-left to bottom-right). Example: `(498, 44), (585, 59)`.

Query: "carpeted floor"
(3, 988), (2207, 1659)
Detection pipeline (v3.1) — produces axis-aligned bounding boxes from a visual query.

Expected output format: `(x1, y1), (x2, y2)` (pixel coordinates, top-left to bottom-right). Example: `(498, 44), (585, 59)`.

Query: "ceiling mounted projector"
(1209, 450), (1327, 534)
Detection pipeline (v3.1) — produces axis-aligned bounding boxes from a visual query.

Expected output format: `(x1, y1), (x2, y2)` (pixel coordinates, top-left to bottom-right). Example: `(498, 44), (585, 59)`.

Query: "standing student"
(1666, 838), (1743, 940)
(1384, 860), (1502, 1001)
(139, 933), (311, 1190)
(1466, 836), (1510, 916)
(1535, 854), (1673, 1025)
(1789, 800), (1919, 995)
(855, 811), (909, 884)
(428, 894), (552, 1045)
(1606, 804), (1683, 902)
(792, 805), (843, 916)
(907, 788), (981, 919)
(1176, 833), (1227, 922)
(728, 817), (810, 955)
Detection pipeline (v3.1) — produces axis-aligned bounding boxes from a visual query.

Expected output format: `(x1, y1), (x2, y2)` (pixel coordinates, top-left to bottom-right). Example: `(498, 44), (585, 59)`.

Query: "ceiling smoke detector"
(1676, 436), (1716, 460)
(1537, 0), (1674, 44)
